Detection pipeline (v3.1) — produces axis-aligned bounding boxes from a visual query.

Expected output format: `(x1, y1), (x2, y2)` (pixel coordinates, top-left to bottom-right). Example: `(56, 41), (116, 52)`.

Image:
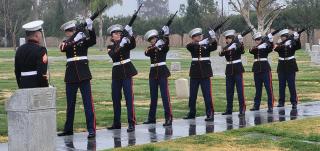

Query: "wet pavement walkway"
(1, 101), (320, 151)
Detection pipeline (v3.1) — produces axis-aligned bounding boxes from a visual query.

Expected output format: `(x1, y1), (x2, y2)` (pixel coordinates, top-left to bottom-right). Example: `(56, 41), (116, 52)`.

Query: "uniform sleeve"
(37, 48), (49, 86)
(84, 28), (97, 48)
(119, 36), (136, 53)
(186, 43), (196, 53)
(274, 44), (284, 52)
(249, 47), (258, 54)
(14, 52), (21, 88)
(292, 39), (301, 51)
(145, 46), (153, 56)
(107, 45), (115, 58)
(160, 36), (170, 53)
(207, 40), (217, 52)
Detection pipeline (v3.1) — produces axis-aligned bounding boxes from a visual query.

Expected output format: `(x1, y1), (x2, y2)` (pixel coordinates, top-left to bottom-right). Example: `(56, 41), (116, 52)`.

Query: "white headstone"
(312, 45), (320, 52)
(210, 56), (226, 76)
(170, 62), (181, 71)
(175, 78), (189, 99)
(241, 56), (248, 66)
(19, 38), (25, 46)
(305, 43), (311, 52)
(6, 87), (56, 151)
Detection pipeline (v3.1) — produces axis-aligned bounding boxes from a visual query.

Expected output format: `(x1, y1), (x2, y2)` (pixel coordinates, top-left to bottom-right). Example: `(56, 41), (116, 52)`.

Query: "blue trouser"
(188, 78), (214, 117)
(278, 72), (298, 106)
(112, 78), (136, 126)
(253, 71), (275, 109)
(226, 73), (246, 113)
(148, 77), (172, 121)
(64, 80), (96, 134)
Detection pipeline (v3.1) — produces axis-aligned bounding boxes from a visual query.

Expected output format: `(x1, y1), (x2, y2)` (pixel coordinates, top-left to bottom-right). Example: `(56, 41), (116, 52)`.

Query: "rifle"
(289, 29), (305, 40)
(121, 4), (143, 38)
(261, 29), (281, 43)
(158, 11), (178, 38)
(223, 27), (253, 51)
(210, 17), (230, 32)
(65, 3), (108, 44)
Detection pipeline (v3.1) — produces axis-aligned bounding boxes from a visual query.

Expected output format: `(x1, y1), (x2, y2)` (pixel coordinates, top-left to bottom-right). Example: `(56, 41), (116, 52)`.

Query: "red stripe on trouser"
(209, 78), (214, 112)
(166, 78), (173, 118)
(241, 73), (246, 112)
(131, 79), (136, 124)
(268, 71), (275, 107)
(89, 81), (96, 132)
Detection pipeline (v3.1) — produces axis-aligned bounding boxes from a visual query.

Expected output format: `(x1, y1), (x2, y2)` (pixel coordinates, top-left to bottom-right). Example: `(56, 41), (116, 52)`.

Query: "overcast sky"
(106, 0), (235, 17)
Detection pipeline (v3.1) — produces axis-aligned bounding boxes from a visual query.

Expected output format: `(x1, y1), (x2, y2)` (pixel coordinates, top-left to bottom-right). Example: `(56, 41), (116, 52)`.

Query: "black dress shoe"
(87, 133), (96, 139)
(143, 120), (156, 124)
(267, 108), (273, 113)
(107, 125), (121, 130)
(183, 114), (195, 119)
(250, 108), (259, 111)
(127, 125), (135, 132)
(238, 112), (245, 117)
(292, 105), (297, 109)
(57, 131), (73, 136)
(277, 104), (284, 107)
(222, 112), (232, 115)
(163, 119), (172, 126)
(205, 115), (214, 122)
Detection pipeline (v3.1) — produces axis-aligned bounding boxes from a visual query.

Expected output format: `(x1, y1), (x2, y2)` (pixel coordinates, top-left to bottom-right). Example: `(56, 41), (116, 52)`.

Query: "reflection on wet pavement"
(1, 101), (320, 151)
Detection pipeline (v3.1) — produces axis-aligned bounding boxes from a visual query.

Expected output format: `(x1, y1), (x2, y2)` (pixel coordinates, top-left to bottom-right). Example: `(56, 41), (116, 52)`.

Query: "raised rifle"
(121, 4), (143, 38)
(223, 27), (253, 50)
(65, 3), (108, 44)
(158, 11), (178, 38)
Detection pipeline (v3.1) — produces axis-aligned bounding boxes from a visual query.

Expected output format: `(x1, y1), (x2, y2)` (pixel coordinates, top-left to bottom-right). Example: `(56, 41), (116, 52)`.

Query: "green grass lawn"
(0, 47), (320, 142)
(113, 117), (320, 151)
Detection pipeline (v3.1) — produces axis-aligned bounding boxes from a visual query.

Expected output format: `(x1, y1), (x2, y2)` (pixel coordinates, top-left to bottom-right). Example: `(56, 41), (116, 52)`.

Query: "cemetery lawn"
(113, 117), (320, 151)
(1, 48), (320, 142)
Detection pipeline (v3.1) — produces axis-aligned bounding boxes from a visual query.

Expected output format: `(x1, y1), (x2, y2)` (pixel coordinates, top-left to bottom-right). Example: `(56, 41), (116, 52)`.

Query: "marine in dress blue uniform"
(142, 26), (173, 126)
(106, 24), (138, 132)
(57, 19), (97, 139)
(249, 32), (275, 113)
(183, 28), (217, 121)
(219, 30), (246, 116)
(274, 29), (301, 109)
(15, 20), (49, 89)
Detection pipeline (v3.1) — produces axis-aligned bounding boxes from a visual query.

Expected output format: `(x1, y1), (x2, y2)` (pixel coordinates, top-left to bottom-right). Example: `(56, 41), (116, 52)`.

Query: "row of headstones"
(306, 43), (320, 65)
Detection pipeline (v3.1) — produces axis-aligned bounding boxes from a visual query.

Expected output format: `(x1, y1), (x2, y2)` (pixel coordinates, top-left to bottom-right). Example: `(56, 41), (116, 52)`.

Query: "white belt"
(254, 58), (268, 62)
(226, 59), (242, 65)
(113, 59), (131, 66)
(21, 71), (37, 76)
(150, 62), (166, 67)
(192, 57), (210, 61)
(67, 56), (88, 62)
(279, 56), (295, 61)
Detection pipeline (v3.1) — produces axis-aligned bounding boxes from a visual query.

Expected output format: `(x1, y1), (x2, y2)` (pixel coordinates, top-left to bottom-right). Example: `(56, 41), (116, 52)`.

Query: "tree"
(0, 0), (33, 49)
(228, 0), (284, 34)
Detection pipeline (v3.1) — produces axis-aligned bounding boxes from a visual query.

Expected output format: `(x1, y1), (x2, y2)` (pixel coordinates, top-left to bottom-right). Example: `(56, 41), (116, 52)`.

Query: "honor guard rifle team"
(15, 9), (302, 139)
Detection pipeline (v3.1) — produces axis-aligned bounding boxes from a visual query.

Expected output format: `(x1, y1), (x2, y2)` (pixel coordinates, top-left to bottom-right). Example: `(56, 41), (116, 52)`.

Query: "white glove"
(155, 39), (165, 48)
(209, 30), (216, 39)
(162, 26), (169, 35)
(293, 32), (299, 40)
(125, 25), (133, 36)
(257, 43), (267, 49)
(285, 40), (291, 46)
(268, 33), (273, 42)
(238, 35), (243, 43)
(85, 18), (93, 31)
(228, 43), (237, 50)
(73, 32), (86, 42)
(199, 38), (209, 45)
(120, 37), (130, 47)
